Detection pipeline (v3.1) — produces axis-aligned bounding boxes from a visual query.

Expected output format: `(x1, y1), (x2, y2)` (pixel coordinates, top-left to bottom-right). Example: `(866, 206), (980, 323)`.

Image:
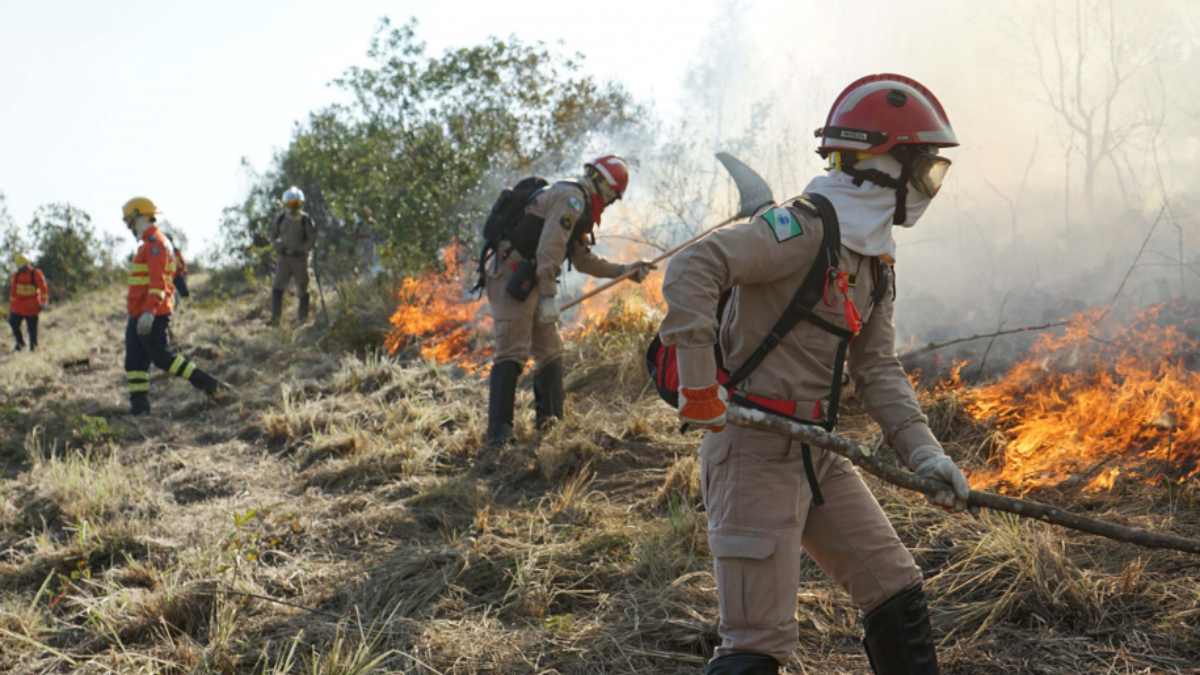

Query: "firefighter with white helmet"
(659, 74), (968, 674)
(269, 186), (317, 325)
(121, 196), (224, 414)
(482, 155), (654, 448)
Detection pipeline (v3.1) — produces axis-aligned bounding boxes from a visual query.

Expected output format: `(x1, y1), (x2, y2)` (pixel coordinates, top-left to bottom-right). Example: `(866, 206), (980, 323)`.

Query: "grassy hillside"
(0, 276), (1197, 674)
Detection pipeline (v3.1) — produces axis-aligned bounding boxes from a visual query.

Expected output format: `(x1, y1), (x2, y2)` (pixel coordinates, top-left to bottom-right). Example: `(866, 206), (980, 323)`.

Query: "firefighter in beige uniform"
(660, 75), (969, 675)
(485, 156), (653, 447)
(270, 186), (316, 325)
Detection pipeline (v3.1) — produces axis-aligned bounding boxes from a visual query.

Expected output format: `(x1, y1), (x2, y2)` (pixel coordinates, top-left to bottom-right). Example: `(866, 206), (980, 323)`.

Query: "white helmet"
(282, 186), (305, 209)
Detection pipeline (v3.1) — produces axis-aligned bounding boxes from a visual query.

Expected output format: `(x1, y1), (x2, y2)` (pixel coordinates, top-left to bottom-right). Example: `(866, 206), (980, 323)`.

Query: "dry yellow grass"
(0, 274), (1196, 674)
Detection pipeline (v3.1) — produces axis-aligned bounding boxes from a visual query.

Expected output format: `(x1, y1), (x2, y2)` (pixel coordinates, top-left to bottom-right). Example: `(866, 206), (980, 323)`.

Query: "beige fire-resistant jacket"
(272, 210), (316, 257)
(529, 181), (624, 297)
(659, 196), (939, 467)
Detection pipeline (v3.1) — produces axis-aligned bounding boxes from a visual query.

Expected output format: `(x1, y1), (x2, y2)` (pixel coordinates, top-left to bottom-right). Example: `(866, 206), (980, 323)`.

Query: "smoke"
(572, 0), (1200, 357)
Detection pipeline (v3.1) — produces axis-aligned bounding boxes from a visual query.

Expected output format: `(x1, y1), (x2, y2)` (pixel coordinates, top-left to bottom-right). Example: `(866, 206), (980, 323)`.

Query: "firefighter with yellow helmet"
(8, 253), (49, 352)
(121, 197), (223, 414)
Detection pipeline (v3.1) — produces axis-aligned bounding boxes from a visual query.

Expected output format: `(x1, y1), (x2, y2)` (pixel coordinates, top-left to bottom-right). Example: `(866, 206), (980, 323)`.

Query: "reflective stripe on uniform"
(127, 370), (150, 393)
(168, 355), (187, 375)
(148, 288), (165, 299)
(130, 263), (149, 272)
(15, 283), (37, 295)
(128, 276), (149, 286)
(181, 362), (196, 379)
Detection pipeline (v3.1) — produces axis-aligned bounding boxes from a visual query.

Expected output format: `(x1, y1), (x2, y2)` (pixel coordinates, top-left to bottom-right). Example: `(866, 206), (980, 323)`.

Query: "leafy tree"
(0, 191), (29, 270)
(220, 18), (639, 276)
(28, 203), (116, 300)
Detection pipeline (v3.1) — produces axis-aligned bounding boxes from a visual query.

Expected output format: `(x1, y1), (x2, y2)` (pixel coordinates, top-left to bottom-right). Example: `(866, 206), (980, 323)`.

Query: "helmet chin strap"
(838, 153), (913, 224)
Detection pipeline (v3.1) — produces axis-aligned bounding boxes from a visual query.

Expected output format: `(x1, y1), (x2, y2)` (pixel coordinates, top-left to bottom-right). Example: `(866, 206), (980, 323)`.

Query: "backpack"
(475, 177), (604, 293)
(481, 176), (549, 245)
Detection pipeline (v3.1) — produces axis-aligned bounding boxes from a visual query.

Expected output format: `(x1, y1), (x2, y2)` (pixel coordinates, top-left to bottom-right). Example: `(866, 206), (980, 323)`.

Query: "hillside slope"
(1, 277), (1197, 674)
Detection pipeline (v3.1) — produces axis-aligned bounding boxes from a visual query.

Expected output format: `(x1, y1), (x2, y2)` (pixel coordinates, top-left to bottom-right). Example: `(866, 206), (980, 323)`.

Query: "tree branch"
(899, 321), (1069, 360)
(726, 406), (1200, 555)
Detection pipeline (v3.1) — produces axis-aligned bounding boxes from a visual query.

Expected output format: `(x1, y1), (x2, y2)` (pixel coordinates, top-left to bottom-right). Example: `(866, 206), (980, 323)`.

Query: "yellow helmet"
(14, 253), (30, 266)
(122, 196), (159, 223)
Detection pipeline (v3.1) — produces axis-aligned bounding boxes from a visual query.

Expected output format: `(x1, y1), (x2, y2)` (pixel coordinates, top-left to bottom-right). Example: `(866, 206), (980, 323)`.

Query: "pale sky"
(0, 0), (720, 257)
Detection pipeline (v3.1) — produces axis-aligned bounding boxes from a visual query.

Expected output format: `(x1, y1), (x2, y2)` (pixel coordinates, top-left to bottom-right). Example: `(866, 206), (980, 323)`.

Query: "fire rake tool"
(560, 152), (775, 312)
(727, 405), (1200, 555)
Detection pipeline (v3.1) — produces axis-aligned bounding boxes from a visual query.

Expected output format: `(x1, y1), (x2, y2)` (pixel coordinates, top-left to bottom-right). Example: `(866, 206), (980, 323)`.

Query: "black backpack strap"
(720, 193), (847, 508)
(724, 194), (847, 390)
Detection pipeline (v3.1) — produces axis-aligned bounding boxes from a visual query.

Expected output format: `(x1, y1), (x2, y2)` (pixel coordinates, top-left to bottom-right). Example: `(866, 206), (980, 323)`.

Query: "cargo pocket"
(709, 531), (779, 629)
(699, 434), (733, 515)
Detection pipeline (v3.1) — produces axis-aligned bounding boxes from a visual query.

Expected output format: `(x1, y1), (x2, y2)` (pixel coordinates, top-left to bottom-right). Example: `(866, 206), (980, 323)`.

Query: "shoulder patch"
(566, 195), (583, 213)
(559, 213), (576, 230)
(151, 246), (161, 257)
(763, 206), (804, 243)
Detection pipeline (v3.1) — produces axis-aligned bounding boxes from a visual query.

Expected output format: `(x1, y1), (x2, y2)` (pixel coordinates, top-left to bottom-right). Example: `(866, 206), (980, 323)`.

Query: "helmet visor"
(909, 152), (952, 198)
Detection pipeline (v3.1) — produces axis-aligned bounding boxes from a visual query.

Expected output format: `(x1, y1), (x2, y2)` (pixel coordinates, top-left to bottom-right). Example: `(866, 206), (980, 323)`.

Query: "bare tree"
(1030, 0), (1165, 227)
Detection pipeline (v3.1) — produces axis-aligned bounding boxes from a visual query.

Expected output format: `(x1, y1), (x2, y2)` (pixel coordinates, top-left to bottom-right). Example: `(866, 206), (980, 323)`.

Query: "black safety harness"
(648, 193), (893, 505)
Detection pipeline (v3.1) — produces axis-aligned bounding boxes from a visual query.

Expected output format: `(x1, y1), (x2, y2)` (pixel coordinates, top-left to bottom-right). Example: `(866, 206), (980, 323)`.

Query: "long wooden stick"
(560, 215), (740, 312)
(726, 406), (1200, 555)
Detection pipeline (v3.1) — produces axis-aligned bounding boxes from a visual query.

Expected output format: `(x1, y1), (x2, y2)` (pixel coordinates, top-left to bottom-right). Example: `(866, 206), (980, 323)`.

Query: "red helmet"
(816, 74), (958, 156)
(585, 155), (630, 199)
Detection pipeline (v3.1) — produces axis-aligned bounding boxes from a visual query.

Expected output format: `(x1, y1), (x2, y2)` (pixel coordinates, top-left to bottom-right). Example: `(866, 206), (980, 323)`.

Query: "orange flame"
(385, 242), (492, 372)
(964, 303), (1200, 493)
(568, 268), (665, 338)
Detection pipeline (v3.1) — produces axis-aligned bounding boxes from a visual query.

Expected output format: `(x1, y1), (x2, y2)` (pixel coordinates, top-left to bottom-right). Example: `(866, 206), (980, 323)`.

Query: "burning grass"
(385, 242), (493, 373)
(960, 302), (1200, 494)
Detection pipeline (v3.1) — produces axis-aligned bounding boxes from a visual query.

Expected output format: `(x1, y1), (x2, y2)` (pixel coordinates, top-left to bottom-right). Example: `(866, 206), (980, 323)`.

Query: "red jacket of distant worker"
(9, 264), (49, 316)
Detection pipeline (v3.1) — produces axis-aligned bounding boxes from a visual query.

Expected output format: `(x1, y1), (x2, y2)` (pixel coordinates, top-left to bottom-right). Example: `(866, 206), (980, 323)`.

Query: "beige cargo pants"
(485, 248), (563, 368)
(273, 254), (310, 294)
(700, 423), (923, 663)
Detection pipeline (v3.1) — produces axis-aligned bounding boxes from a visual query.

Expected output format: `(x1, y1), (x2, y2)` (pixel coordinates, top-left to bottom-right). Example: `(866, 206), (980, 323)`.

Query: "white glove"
(536, 295), (560, 324)
(136, 311), (155, 336)
(909, 445), (970, 512)
(623, 261), (656, 283)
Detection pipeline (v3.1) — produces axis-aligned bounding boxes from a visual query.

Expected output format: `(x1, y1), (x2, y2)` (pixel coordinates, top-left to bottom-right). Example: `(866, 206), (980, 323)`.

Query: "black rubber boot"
(703, 652), (780, 675)
(863, 584), (939, 675)
(532, 359), (564, 430)
(298, 292), (310, 323)
(269, 289), (284, 326)
(485, 360), (522, 448)
(187, 368), (221, 396)
(129, 393), (151, 416)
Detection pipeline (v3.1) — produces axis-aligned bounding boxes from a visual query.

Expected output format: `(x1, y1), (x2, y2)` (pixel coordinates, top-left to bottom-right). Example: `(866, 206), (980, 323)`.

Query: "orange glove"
(679, 384), (727, 432)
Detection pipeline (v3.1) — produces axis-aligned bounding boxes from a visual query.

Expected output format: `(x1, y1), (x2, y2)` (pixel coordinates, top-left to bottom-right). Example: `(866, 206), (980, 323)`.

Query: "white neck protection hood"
(802, 153), (932, 259)
(133, 216), (153, 238)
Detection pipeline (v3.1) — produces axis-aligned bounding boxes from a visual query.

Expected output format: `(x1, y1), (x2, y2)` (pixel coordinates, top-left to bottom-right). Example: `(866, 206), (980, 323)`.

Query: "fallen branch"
(726, 406), (1200, 555)
(899, 321), (1068, 360)
(60, 358), (91, 371)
